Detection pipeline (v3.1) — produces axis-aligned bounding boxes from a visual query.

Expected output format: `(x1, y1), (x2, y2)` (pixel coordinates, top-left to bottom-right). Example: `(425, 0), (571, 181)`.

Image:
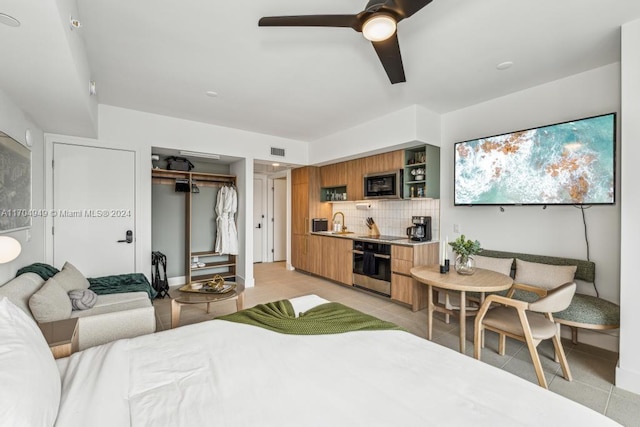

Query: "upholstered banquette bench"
(477, 249), (620, 344)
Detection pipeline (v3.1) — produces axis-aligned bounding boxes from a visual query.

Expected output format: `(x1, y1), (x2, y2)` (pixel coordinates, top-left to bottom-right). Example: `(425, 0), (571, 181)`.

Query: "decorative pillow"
(28, 276), (72, 322)
(474, 255), (514, 276)
(54, 262), (90, 293)
(0, 297), (60, 426)
(514, 259), (577, 290)
(69, 289), (98, 310)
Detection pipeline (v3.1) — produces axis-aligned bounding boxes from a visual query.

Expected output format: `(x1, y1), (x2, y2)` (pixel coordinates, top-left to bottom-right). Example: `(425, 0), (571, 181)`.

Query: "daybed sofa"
(0, 263), (156, 350)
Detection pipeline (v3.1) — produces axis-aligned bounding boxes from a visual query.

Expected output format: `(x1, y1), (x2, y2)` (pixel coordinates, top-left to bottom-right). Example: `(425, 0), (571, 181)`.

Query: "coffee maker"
(406, 216), (432, 242)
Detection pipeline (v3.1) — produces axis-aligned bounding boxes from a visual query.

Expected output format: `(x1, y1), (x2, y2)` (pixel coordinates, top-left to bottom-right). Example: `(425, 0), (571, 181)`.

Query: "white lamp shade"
(0, 236), (21, 263)
(362, 14), (397, 42)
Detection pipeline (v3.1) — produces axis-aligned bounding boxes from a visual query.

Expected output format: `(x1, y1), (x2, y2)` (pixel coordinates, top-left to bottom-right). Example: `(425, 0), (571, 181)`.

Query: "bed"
(0, 295), (619, 426)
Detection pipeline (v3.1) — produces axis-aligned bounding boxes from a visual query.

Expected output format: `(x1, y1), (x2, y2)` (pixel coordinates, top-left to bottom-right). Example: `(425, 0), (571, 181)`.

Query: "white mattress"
(54, 295), (618, 426)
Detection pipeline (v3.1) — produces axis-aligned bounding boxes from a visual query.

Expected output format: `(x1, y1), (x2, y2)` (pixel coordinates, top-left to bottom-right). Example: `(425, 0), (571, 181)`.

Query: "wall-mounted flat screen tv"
(454, 113), (616, 206)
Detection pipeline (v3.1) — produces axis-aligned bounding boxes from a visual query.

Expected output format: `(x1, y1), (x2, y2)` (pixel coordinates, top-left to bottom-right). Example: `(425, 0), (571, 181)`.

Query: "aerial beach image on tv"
(454, 113), (615, 205)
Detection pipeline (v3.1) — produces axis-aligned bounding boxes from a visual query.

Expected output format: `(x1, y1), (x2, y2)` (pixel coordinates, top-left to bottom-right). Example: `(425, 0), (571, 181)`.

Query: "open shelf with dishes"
(321, 185), (348, 202)
(403, 145), (440, 199)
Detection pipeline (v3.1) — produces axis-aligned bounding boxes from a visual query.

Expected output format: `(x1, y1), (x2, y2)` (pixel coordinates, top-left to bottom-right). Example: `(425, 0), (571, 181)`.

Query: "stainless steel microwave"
(364, 170), (403, 199)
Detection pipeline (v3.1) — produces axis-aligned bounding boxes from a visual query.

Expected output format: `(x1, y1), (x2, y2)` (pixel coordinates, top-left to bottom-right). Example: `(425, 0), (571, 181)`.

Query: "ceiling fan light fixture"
(362, 14), (396, 42)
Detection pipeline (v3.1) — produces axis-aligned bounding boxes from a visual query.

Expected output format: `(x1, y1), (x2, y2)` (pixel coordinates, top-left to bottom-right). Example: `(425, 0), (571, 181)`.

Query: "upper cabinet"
(404, 145), (440, 199)
(345, 158), (364, 201)
(320, 162), (348, 202)
(321, 162), (347, 188)
(317, 147), (439, 202)
(364, 150), (404, 175)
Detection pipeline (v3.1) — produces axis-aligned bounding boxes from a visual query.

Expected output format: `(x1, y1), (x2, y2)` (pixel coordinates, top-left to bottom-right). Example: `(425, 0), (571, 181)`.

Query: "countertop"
(310, 231), (438, 246)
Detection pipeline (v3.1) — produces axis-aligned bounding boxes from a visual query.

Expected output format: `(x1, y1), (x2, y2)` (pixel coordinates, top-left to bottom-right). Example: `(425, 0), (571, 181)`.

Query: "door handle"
(256, 223), (262, 229)
(117, 230), (133, 243)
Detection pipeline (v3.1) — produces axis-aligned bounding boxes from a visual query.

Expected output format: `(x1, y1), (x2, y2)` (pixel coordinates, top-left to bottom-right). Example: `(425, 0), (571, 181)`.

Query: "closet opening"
(151, 148), (240, 287)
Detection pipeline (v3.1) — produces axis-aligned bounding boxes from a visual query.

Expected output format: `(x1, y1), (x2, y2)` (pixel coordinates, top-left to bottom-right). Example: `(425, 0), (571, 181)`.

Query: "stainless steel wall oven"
(352, 240), (391, 297)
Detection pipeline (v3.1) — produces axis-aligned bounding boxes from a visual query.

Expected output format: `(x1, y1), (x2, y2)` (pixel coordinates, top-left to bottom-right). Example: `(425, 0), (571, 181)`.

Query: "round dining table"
(410, 265), (513, 353)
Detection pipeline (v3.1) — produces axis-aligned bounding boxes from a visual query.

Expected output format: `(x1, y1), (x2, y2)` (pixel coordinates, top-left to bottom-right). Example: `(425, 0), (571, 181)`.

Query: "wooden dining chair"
(473, 282), (576, 389)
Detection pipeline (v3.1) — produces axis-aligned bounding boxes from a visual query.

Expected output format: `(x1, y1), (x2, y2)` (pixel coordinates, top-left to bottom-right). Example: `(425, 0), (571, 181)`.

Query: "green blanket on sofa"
(16, 263), (157, 299)
(219, 299), (401, 335)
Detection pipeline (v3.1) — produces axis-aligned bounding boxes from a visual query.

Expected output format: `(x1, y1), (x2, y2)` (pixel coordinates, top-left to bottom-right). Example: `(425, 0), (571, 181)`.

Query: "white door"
(53, 143), (136, 276)
(273, 178), (286, 262)
(253, 178), (264, 263)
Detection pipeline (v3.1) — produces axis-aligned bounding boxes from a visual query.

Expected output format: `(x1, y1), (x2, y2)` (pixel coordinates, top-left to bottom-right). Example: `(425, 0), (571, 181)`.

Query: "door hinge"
(271, 249), (274, 253)
(52, 159), (54, 168)
(51, 227), (54, 235)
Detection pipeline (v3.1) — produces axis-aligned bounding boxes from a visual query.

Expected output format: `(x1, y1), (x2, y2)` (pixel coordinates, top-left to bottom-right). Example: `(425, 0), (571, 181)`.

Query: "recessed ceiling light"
(205, 91), (218, 97)
(0, 13), (20, 27)
(272, 163), (280, 167)
(496, 61), (514, 70)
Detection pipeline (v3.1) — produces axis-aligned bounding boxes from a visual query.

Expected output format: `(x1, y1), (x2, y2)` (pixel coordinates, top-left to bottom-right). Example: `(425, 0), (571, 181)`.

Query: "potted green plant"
(449, 234), (482, 275)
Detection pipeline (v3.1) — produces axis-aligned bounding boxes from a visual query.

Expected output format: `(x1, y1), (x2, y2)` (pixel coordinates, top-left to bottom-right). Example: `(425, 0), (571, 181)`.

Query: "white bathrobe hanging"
(215, 185), (238, 255)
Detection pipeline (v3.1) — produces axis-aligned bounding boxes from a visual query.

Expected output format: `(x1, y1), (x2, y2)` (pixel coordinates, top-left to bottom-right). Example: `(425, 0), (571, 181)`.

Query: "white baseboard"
(616, 364), (640, 394)
(168, 276), (185, 287)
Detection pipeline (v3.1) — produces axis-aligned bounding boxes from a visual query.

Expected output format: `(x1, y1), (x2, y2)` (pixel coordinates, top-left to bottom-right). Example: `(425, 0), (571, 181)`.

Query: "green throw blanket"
(16, 263), (59, 280)
(88, 274), (157, 299)
(218, 300), (402, 335)
(16, 263), (157, 299)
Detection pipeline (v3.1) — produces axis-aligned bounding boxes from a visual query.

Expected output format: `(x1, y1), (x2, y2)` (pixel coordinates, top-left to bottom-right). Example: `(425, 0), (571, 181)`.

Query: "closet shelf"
(191, 260), (236, 270)
(192, 250), (227, 257)
(191, 272), (237, 283)
(152, 168), (235, 184)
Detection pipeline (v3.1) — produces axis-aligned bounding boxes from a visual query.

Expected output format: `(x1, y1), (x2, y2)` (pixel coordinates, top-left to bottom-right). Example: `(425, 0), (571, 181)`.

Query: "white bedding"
(55, 295), (618, 426)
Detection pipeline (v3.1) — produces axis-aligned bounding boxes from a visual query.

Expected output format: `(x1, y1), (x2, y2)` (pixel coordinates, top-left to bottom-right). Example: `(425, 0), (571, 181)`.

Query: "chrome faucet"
(332, 211), (346, 232)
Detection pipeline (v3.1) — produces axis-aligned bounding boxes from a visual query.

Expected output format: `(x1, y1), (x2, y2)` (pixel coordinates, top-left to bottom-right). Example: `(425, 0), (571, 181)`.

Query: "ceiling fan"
(258, 0), (434, 84)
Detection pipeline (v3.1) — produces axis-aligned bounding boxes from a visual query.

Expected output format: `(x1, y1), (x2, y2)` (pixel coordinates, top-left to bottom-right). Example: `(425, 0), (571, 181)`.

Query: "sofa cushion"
(474, 255), (513, 276)
(0, 297), (60, 426)
(69, 292), (151, 318)
(0, 272), (45, 317)
(69, 289), (98, 310)
(28, 276), (72, 322)
(514, 259), (577, 290)
(54, 262), (90, 293)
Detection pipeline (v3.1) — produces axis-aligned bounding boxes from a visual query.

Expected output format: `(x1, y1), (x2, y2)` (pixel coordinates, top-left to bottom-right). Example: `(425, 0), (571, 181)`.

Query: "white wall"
(308, 105), (442, 164)
(440, 63), (621, 350)
(616, 19), (640, 394)
(0, 89), (45, 282)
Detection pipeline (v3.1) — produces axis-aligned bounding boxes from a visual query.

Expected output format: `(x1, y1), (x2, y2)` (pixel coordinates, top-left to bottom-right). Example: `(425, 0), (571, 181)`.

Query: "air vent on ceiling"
(270, 147), (285, 157)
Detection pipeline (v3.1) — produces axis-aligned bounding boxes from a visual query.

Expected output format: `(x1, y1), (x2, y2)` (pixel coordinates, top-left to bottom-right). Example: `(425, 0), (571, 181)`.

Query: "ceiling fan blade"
(388, 0), (433, 19)
(259, 15), (361, 31)
(371, 34), (406, 84)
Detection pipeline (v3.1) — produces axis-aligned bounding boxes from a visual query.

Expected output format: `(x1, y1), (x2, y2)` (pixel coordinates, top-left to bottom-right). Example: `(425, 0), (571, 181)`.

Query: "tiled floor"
(153, 262), (640, 426)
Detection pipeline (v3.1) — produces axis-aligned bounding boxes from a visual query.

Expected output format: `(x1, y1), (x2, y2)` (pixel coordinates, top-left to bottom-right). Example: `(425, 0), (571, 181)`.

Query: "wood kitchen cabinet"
(364, 150), (404, 175)
(321, 236), (353, 285)
(391, 243), (439, 311)
(320, 162), (348, 188)
(345, 158), (364, 201)
(291, 167), (332, 271)
(307, 235), (324, 276)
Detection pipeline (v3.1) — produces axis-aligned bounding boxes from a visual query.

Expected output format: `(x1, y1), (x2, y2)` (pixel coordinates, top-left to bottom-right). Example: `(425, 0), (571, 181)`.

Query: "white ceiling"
(3, 0), (640, 142)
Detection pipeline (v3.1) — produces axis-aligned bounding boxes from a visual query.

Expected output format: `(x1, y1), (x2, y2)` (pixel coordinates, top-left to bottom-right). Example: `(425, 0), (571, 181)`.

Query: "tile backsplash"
(330, 199), (440, 240)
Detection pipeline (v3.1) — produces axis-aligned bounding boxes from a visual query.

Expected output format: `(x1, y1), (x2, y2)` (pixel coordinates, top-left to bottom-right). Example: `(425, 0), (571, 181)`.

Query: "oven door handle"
(351, 250), (391, 260)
